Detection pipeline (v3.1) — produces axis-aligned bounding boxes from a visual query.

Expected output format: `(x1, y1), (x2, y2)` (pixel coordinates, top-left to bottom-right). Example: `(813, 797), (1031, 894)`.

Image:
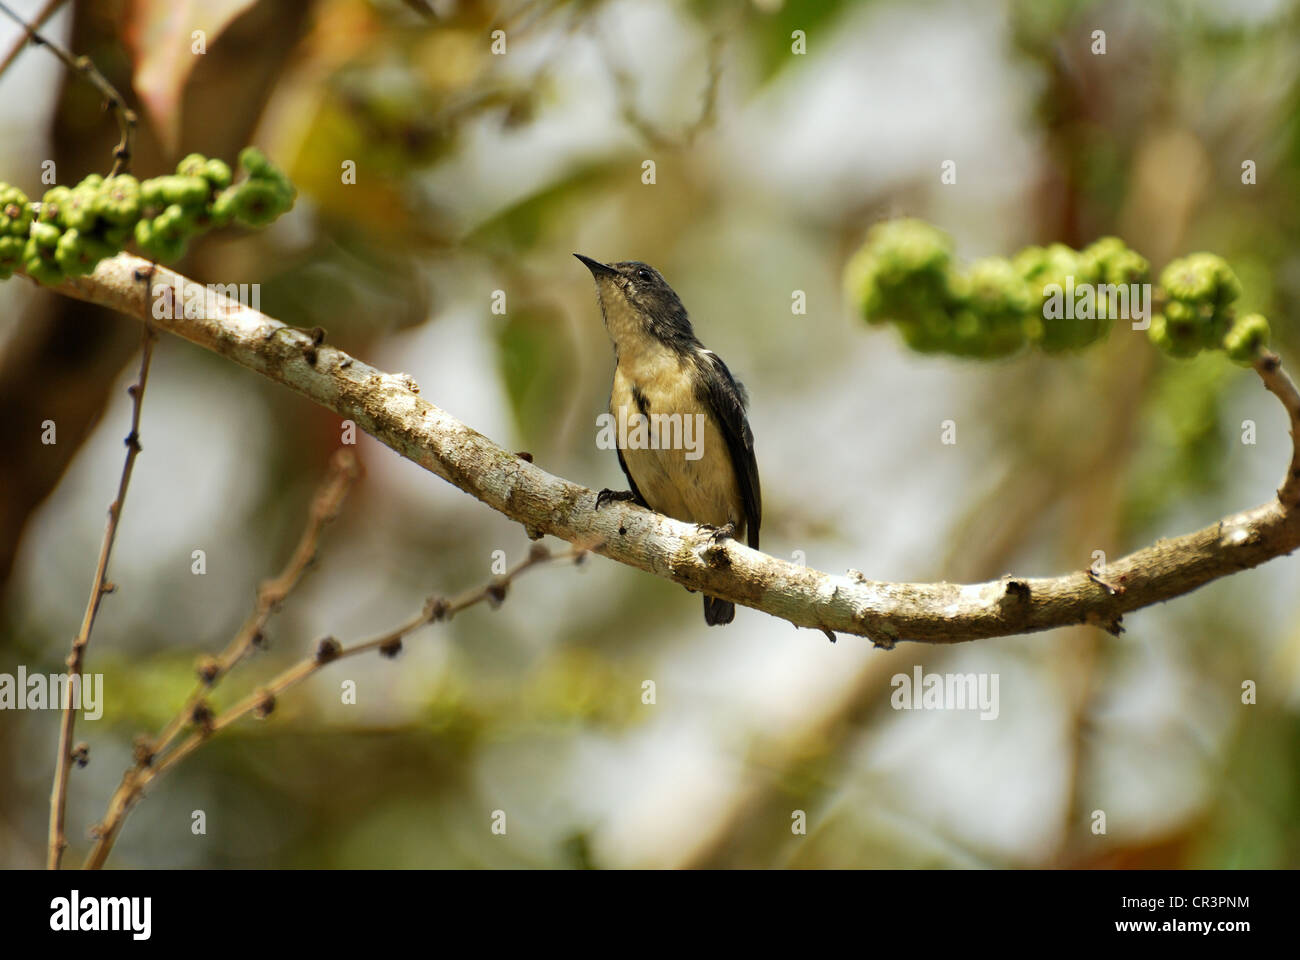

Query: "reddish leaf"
(123, 0), (260, 154)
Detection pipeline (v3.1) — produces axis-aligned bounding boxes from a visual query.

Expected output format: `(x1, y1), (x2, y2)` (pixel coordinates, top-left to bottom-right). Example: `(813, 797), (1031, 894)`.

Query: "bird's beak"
(575, 253), (618, 277)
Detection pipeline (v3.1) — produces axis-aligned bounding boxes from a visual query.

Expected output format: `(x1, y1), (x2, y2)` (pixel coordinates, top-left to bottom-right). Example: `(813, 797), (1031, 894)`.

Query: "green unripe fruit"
(231, 180), (285, 227)
(201, 158), (233, 190)
(153, 202), (198, 238)
(164, 175), (210, 208)
(1080, 236), (1127, 267)
(965, 257), (1035, 314)
(96, 175), (142, 226)
(0, 150), (296, 281)
(868, 218), (953, 287)
(61, 187), (98, 231)
(1104, 249), (1149, 285)
(176, 153), (209, 178)
(0, 234), (25, 278)
(1039, 314), (1109, 353)
(54, 228), (84, 271)
(140, 177), (167, 208)
(1222, 313), (1270, 364)
(99, 223), (131, 248)
(0, 184), (32, 236)
(24, 255), (65, 285)
(1160, 253), (1241, 307)
(843, 247), (880, 320)
(23, 234), (64, 285)
(180, 153), (233, 190)
(1149, 312), (1202, 359)
(134, 217), (185, 262)
(208, 187), (238, 226)
(29, 220), (61, 248)
(1163, 298), (1206, 330)
(38, 186), (71, 224)
(953, 257), (1032, 358)
(238, 146), (274, 178)
(896, 315), (955, 354)
(53, 228), (112, 276)
(1081, 237), (1150, 286)
(141, 175), (208, 210)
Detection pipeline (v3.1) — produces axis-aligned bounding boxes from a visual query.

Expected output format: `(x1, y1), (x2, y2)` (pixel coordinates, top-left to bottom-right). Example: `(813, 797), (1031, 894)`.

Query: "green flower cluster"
(0, 148), (296, 285)
(1151, 254), (1268, 364)
(845, 219), (1268, 364)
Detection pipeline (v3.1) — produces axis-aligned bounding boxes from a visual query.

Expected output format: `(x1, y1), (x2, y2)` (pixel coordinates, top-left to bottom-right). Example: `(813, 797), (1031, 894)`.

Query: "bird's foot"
(700, 521), (737, 544)
(596, 488), (637, 509)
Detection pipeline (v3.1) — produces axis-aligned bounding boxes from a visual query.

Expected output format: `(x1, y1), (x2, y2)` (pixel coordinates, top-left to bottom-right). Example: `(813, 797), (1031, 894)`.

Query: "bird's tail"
(703, 596), (734, 626)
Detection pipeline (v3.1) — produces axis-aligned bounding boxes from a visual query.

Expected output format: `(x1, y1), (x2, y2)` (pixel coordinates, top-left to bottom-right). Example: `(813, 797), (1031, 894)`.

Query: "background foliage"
(1, 0), (1299, 868)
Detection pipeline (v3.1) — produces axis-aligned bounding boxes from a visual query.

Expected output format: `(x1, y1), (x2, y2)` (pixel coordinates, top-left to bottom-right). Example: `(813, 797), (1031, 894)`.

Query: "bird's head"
(575, 254), (696, 352)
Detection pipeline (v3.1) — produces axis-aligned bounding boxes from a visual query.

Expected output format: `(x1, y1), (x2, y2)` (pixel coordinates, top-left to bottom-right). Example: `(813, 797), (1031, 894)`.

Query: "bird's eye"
(636, 268), (653, 283)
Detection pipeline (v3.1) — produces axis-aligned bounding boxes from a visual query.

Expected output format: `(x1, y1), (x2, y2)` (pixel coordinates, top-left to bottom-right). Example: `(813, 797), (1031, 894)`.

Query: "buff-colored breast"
(610, 351), (744, 534)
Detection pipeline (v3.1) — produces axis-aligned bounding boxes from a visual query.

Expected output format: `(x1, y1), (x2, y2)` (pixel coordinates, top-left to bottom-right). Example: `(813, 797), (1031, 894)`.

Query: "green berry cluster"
(844, 219), (972, 353)
(1150, 254), (1268, 364)
(0, 148), (296, 286)
(0, 183), (32, 279)
(26, 173), (139, 283)
(1015, 237), (1150, 351)
(845, 219), (1268, 365)
(844, 219), (1150, 358)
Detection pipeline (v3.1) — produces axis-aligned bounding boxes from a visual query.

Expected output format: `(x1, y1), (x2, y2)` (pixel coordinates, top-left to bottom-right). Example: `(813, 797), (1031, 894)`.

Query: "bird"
(576, 254), (761, 625)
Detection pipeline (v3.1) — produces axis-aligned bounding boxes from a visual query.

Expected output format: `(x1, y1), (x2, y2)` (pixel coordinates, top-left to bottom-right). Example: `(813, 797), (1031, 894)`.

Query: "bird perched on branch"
(576, 254), (761, 625)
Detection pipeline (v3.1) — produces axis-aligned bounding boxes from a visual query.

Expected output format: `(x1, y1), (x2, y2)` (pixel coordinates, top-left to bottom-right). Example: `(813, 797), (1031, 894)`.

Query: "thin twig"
(1255, 350), (1300, 508)
(599, 25), (725, 150)
(47, 322), (155, 870)
(84, 541), (592, 869)
(0, 0), (63, 78)
(0, 0), (136, 176)
(146, 448), (361, 762)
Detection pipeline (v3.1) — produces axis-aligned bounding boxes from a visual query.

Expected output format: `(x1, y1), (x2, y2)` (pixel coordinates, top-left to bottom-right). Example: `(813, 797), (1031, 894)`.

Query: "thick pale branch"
(44, 254), (1300, 644)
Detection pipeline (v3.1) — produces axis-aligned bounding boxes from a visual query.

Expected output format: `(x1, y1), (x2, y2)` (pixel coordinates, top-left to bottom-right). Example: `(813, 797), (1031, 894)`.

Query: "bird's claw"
(702, 522), (736, 544)
(596, 488), (636, 509)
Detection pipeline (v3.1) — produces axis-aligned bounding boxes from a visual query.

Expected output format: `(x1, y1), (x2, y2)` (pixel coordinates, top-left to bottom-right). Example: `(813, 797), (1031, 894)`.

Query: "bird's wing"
(695, 349), (762, 549)
(616, 445), (648, 507)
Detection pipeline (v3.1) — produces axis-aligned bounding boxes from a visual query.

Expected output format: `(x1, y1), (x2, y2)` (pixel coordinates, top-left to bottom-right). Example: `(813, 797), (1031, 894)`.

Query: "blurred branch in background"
(0, 0), (64, 77)
(0, 0), (137, 176)
(598, 23), (725, 150)
(47, 315), (153, 870)
(86, 523), (592, 869)
(146, 448), (361, 764)
(83, 447), (360, 869)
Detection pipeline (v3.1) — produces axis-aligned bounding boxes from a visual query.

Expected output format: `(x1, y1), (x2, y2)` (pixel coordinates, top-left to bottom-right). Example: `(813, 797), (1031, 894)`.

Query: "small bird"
(576, 254), (761, 625)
